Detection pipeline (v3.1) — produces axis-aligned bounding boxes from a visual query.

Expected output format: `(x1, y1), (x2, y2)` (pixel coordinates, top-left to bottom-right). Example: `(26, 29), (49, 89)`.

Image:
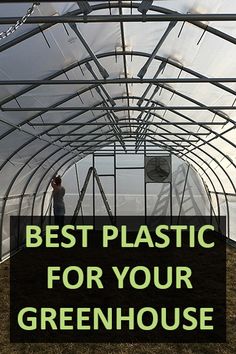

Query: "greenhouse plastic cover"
(0, 1), (236, 259)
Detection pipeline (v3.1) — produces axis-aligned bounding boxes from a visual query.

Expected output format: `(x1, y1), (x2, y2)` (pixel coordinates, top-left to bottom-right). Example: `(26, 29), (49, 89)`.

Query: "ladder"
(72, 167), (113, 224)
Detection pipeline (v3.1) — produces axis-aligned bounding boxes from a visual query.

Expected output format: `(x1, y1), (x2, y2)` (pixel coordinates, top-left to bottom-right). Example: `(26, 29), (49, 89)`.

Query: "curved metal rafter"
(4, 123), (234, 232)
(1, 90), (232, 195)
(1, 116), (232, 256)
(0, 51), (235, 144)
(1, 92), (236, 225)
(1, 1), (236, 54)
(0, 79), (235, 180)
(31, 136), (229, 236)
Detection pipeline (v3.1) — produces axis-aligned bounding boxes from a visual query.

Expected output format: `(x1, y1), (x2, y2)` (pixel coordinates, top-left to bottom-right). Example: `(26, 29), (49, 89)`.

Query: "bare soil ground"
(0, 246), (235, 354)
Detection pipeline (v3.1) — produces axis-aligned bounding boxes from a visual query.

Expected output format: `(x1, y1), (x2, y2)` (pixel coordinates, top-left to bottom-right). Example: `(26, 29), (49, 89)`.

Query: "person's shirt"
(52, 185), (65, 211)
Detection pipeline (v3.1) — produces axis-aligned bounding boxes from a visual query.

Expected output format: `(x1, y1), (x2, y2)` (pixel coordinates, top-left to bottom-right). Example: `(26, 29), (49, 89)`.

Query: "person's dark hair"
(54, 176), (62, 186)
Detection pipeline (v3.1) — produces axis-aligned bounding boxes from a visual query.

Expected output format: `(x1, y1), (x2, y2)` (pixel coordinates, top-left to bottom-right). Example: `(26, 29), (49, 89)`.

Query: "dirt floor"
(0, 246), (235, 354)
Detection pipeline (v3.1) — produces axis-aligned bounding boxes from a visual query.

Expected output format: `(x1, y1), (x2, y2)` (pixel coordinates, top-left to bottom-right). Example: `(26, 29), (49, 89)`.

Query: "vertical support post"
(177, 163), (190, 224)
(226, 194), (230, 239)
(170, 154), (173, 224)
(144, 140), (147, 222)
(49, 199), (52, 225)
(0, 200), (2, 261)
(40, 192), (47, 228)
(114, 142), (117, 224)
(93, 153), (95, 225)
(75, 163), (84, 223)
(210, 193), (213, 225)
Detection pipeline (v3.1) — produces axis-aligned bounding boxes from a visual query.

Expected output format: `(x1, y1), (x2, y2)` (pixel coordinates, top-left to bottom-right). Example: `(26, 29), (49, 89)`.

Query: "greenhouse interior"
(0, 0), (236, 262)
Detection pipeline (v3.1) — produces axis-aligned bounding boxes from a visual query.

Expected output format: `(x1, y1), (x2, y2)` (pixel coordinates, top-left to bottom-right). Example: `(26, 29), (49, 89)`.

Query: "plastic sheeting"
(0, 1), (236, 260)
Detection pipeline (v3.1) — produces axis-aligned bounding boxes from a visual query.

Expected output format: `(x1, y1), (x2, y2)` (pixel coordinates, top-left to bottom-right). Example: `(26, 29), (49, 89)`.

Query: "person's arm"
(51, 175), (57, 189)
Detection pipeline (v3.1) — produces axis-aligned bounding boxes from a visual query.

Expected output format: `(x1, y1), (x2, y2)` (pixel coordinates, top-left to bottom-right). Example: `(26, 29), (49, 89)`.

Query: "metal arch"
(0, 93), (120, 170)
(0, 9), (234, 167)
(30, 137), (118, 218)
(0, 50), (235, 138)
(20, 131), (174, 224)
(33, 136), (226, 234)
(1, 165), (234, 242)
(0, 88), (234, 217)
(36, 90), (236, 179)
(178, 151), (230, 235)
(55, 117), (236, 200)
(39, 140), (170, 220)
(134, 101), (232, 149)
(0, 89), (234, 173)
(1, 105), (233, 253)
(129, 125), (236, 196)
(57, 141), (226, 220)
(5, 91), (235, 224)
(176, 154), (222, 227)
(113, 95), (236, 165)
(0, 1), (235, 53)
(18, 133), (117, 224)
(0, 52), (236, 139)
(1, 90), (235, 199)
(22, 143), (227, 264)
(0, 51), (232, 123)
(29, 137), (188, 219)
(55, 108), (236, 203)
(6, 130), (228, 257)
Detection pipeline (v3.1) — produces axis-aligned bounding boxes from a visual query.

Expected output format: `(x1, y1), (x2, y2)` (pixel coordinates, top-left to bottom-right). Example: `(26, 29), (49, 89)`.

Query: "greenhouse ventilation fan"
(145, 156), (171, 183)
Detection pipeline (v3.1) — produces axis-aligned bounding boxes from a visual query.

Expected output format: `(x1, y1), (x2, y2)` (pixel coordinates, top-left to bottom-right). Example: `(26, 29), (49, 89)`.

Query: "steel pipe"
(1, 14), (236, 24)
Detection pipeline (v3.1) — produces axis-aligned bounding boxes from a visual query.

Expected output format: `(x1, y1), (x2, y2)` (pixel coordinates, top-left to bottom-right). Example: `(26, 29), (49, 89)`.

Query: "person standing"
(51, 175), (65, 229)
